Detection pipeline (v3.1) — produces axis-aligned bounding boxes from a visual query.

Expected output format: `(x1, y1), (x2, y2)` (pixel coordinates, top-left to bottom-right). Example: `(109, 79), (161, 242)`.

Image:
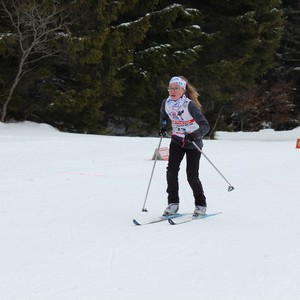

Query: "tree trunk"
(1, 55), (26, 122)
(0, 0), (67, 122)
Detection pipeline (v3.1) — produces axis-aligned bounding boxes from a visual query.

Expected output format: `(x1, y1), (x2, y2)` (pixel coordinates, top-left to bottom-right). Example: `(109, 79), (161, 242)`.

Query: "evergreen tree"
(0, 1), (154, 132)
(0, 0), (286, 134)
(108, 2), (206, 134)
(107, 0), (284, 134)
(229, 0), (299, 131)
(277, 0), (300, 125)
(188, 0), (284, 131)
(37, 0), (155, 133)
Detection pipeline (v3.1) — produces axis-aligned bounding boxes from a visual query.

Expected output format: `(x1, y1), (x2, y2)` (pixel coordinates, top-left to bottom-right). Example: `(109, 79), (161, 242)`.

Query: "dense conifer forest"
(1, 0), (299, 135)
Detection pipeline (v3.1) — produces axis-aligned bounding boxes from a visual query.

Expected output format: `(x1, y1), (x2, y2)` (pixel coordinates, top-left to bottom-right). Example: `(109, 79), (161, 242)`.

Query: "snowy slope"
(1, 121), (300, 300)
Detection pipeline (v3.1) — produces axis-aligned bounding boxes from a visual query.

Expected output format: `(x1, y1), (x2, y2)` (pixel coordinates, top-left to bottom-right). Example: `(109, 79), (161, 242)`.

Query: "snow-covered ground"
(1, 121), (300, 300)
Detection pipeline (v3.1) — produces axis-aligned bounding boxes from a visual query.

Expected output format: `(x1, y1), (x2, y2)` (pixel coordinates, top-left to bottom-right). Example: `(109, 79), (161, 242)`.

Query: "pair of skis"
(133, 212), (222, 226)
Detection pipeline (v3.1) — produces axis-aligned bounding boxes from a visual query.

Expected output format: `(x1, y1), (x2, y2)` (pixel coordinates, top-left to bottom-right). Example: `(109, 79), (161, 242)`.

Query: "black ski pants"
(166, 142), (206, 206)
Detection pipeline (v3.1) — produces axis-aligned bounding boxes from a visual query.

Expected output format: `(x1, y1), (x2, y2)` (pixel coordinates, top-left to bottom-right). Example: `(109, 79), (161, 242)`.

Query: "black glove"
(159, 127), (167, 137)
(185, 132), (197, 142)
(159, 120), (168, 136)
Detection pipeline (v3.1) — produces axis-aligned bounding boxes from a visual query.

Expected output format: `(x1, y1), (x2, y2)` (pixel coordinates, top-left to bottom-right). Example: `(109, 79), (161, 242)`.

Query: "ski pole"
(192, 141), (234, 192)
(142, 135), (163, 212)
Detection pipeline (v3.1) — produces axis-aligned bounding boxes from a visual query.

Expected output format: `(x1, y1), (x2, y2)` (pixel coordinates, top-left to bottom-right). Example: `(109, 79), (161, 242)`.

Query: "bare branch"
(0, 0), (70, 122)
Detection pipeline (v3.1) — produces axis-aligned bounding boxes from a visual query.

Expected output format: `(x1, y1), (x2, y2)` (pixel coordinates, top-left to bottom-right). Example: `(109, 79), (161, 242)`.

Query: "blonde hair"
(179, 76), (202, 110)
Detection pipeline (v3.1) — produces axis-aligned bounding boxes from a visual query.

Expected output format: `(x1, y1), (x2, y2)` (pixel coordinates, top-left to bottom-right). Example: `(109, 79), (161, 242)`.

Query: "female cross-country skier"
(159, 76), (210, 217)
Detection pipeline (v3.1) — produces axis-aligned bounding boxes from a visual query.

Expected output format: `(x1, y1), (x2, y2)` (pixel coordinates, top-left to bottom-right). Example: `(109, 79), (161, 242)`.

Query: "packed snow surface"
(1, 122), (300, 300)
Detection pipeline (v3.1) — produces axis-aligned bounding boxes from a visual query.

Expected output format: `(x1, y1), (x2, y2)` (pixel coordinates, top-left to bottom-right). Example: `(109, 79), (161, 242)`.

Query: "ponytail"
(179, 76), (202, 110)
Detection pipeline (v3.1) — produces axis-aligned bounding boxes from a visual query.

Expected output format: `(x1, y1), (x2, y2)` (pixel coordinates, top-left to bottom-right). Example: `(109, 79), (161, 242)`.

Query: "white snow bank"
(1, 121), (299, 141)
(215, 127), (300, 141)
(0, 121), (59, 136)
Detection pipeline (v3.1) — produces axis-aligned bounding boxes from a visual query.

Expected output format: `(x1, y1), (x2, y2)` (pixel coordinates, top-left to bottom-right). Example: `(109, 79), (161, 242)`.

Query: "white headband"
(169, 76), (187, 90)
